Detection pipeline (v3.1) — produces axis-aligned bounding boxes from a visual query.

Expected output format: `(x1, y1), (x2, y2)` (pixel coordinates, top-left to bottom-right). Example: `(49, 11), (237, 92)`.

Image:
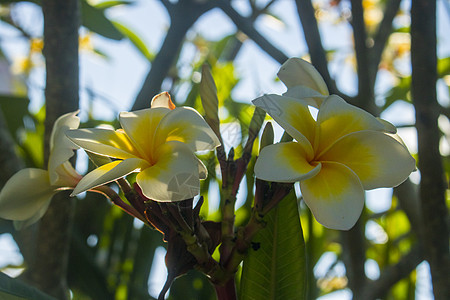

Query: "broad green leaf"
(0, 272), (56, 300)
(240, 190), (307, 300)
(112, 21), (154, 61)
(200, 64), (221, 141)
(81, 0), (123, 41)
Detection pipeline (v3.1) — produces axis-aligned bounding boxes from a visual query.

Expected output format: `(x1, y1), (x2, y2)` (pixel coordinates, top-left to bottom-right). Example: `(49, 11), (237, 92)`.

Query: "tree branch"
(217, 0), (288, 64)
(369, 0), (402, 86)
(341, 219), (367, 300)
(361, 245), (423, 300)
(132, 1), (214, 110)
(350, 0), (377, 113)
(411, 0), (450, 299)
(294, 0), (339, 95)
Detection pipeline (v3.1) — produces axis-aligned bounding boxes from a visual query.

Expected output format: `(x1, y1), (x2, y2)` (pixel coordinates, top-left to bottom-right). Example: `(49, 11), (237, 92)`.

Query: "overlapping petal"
(48, 111), (80, 185)
(315, 95), (388, 155)
(50, 110), (80, 150)
(153, 107), (221, 152)
(72, 158), (150, 196)
(252, 94), (316, 158)
(277, 58), (329, 95)
(136, 141), (200, 201)
(151, 92), (176, 110)
(66, 128), (140, 160)
(119, 107), (170, 162)
(282, 85), (327, 108)
(318, 131), (416, 190)
(254, 142), (321, 183)
(0, 169), (55, 221)
(300, 162), (364, 230)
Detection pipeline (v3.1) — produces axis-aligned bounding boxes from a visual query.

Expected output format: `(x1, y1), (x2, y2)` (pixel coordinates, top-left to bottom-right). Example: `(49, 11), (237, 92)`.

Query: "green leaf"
(112, 21), (154, 61)
(383, 76), (411, 110)
(0, 272), (56, 300)
(437, 56), (450, 78)
(0, 94), (29, 138)
(240, 191), (307, 300)
(94, 0), (132, 10)
(80, 0), (123, 41)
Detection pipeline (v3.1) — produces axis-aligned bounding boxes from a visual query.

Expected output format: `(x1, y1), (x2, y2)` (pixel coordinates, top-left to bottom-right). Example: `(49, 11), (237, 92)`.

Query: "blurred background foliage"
(0, 0), (449, 299)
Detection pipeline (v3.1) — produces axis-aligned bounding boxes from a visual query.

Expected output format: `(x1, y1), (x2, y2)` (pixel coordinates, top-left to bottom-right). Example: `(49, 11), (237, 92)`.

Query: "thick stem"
(214, 277), (237, 300)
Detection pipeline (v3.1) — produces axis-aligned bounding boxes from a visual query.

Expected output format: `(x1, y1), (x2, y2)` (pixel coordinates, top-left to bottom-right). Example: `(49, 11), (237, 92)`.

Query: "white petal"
(318, 131), (416, 190)
(0, 169), (55, 221)
(277, 58), (329, 95)
(51, 161), (82, 187)
(376, 118), (397, 133)
(283, 85), (327, 108)
(50, 110), (80, 150)
(316, 95), (387, 155)
(13, 199), (52, 229)
(136, 141), (200, 201)
(48, 111), (80, 185)
(66, 128), (141, 160)
(252, 94), (315, 158)
(151, 92), (176, 110)
(254, 142), (321, 183)
(300, 162), (364, 230)
(71, 158), (150, 195)
(153, 107), (221, 152)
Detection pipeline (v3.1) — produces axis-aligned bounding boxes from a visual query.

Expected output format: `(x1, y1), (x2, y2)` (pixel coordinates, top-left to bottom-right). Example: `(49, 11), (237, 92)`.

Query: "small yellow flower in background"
(0, 111), (82, 228)
(30, 38), (44, 53)
(11, 56), (34, 75)
(253, 59), (416, 230)
(66, 92), (220, 202)
(79, 33), (94, 52)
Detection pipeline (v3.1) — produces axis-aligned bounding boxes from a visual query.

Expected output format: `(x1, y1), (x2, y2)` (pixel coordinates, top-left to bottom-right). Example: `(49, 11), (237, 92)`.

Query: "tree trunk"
(411, 1), (450, 299)
(25, 0), (80, 298)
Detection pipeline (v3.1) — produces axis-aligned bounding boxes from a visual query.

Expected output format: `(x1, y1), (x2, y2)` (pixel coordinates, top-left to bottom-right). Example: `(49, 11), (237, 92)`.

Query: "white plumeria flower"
(66, 92), (220, 202)
(253, 71), (416, 230)
(0, 111), (81, 228)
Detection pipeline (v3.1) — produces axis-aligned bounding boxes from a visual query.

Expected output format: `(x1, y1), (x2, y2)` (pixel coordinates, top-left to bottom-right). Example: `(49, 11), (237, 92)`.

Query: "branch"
(411, 0), (450, 299)
(350, 0), (377, 113)
(217, 0), (288, 64)
(393, 179), (423, 235)
(132, 1), (214, 110)
(294, 0), (338, 95)
(361, 245), (423, 300)
(370, 0), (402, 86)
(340, 219), (367, 299)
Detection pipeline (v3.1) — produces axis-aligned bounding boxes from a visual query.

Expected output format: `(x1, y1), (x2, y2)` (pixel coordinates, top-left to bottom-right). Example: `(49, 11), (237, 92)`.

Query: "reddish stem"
(214, 277), (237, 300)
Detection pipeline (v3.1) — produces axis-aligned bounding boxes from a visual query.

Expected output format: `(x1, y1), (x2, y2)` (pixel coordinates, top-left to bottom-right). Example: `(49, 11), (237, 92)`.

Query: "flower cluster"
(0, 58), (415, 232)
